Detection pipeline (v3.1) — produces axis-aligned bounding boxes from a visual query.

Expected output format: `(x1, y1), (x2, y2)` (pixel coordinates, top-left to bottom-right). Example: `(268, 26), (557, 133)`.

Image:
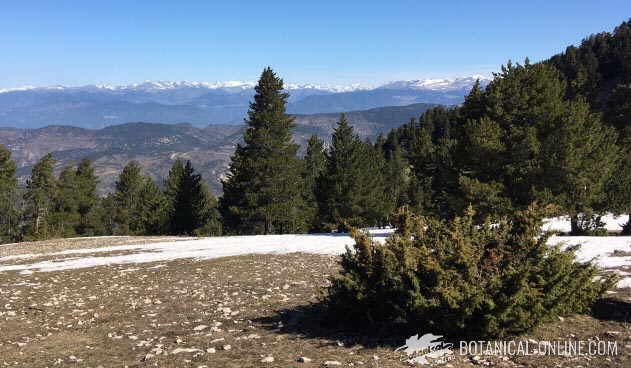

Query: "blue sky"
(1, 1), (630, 88)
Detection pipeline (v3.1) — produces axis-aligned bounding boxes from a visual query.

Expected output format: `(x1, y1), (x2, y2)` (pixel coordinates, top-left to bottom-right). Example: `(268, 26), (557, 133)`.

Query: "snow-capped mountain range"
(0, 76), (490, 129)
(0, 76), (489, 94)
(0, 80), (366, 94)
(378, 75), (489, 91)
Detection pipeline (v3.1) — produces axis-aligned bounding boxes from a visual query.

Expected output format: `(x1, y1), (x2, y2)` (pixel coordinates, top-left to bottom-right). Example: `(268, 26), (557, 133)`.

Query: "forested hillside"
(0, 103), (435, 195)
(549, 19), (631, 113)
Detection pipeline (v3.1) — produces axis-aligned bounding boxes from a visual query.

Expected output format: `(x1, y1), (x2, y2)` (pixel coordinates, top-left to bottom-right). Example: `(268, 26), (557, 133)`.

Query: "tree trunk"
(35, 208), (41, 235)
(570, 215), (581, 235)
(622, 214), (631, 235)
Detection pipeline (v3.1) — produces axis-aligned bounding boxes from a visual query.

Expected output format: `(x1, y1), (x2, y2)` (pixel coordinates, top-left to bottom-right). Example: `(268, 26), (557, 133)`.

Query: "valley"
(0, 103), (436, 194)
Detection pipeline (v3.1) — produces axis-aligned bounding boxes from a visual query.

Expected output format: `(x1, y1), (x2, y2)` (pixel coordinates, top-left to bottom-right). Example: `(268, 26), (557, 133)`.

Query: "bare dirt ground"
(0, 236), (193, 258)
(1, 237), (631, 367)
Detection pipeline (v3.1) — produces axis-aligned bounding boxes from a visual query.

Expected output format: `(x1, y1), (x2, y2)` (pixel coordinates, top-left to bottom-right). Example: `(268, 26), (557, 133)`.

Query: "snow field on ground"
(0, 218), (629, 287)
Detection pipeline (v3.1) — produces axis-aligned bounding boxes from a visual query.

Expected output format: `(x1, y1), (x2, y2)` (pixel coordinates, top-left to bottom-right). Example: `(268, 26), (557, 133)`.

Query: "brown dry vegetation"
(1, 237), (630, 367)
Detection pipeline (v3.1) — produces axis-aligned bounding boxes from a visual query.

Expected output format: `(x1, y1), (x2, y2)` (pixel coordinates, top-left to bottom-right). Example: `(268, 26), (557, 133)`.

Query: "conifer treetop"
(244, 67), (295, 144)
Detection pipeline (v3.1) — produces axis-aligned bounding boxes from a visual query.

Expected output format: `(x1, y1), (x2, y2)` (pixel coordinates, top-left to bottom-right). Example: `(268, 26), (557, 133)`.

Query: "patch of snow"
(543, 214), (629, 233)
(0, 237), (196, 261)
(548, 235), (631, 288)
(548, 235), (631, 266)
(0, 232), (392, 274)
(13, 282), (40, 286)
(1, 228), (629, 290)
(615, 277), (631, 289)
(119, 268), (140, 273)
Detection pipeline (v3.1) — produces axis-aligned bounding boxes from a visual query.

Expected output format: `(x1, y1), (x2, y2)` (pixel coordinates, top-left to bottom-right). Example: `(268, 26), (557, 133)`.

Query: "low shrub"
(325, 204), (617, 339)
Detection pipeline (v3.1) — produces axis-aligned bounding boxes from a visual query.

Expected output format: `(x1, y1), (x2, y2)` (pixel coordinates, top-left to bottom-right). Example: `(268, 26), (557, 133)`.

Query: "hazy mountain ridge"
(0, 103), (435, 195)
(292, 103), (436, 137)
(0, 77), (486, 128)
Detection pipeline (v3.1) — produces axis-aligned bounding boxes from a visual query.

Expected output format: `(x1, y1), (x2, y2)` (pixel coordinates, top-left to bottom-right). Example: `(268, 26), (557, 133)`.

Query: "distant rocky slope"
(0, 103), (436, 194)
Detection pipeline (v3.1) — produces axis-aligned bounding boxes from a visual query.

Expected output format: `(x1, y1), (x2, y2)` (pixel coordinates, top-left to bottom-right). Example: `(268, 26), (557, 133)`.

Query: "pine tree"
(606, 145), (631, 234)
(456, 116), (512, 220)
(138, 177), (169, 235)
(362, 138), (391, 225)
(164, 159), (185, 233)
(194, 184), (222, 236)
(406, 118), (436, 213)
(170, 161), (221, 235)
(480, 61), (568, 209)
(318, 114), (364, 230)
(99, 194), (117, 235)
(453, 60), (619, 230)
(114, 161), (144, 233)
(23, 153), (57, 239)
(220, 67), (307, 234)
(74, 159), (100, 235)
(0, 145), (19, 243)
(165, 159), (185, 204)
(50, 166), (79, 237)
(106, 161), (166, 235)
(302, 135), (327, 231)
(605, 84), (631, 135)
(605, 86), (631, 233)
(404, 108), (460, 218)
(382, 135), (410, 211)
(540, 100), (619, 234)
(318, 114), (387, 230)
(459, 78), (486, 121)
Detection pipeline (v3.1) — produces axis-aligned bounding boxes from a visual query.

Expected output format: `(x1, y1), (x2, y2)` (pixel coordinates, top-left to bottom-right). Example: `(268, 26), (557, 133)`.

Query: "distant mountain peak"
(0, 75), (488, 128)
(0, 75), (489, 94)
(378, 75), (491, 91)
(0, 80), (366, 94)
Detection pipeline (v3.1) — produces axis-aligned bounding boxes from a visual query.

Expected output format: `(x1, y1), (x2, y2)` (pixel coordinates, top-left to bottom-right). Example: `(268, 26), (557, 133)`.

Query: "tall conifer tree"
(170, 160), (220, 235)
(106, 161), (166, 235)
(138, 178), (169, 235)
(0, 145), (19, 243)
(605, 84), (631, 233)
(51, 166), (79, 237)
(382, 135), (410, 211)
(165, 159), (186, 204)
(221, 67), (306, 234)
(318, 114), (387, 230)
(363, 139), (391, 225)
(24, 153), (57, 238)
(303, 135), (326, 231)
(454, 61), (619, 230)
(75, 159), (100, 235)
(318, 114), (362, 230)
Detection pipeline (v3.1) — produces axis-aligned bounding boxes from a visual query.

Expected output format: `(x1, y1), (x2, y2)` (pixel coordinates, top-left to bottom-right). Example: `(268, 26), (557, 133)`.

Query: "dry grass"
(0, 237), (630, 367)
